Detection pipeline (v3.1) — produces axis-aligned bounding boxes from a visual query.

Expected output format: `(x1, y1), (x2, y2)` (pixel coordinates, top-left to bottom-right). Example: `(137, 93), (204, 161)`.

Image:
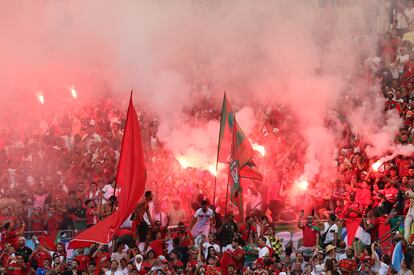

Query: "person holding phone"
(321, 214), (338, 248)
(297, 210), (320, 258)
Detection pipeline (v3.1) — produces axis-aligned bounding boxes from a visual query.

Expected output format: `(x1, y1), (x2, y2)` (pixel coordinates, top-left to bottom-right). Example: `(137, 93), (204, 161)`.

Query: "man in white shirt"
(82, 120), (102, 147)
(371, 242), (390, 275)
(258, 236), (270, 259)
(102, 180), (120, 204)
(321, 214), (338, 248)
(152, 201), (168, 227)
(201, 233), (221, 258)
(105, 260), (123, 275)
(190, 200), (214, 238)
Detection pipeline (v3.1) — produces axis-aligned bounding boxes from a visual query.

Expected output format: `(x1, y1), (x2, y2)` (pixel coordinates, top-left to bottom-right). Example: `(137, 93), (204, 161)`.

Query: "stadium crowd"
(3, 0), (414, 274)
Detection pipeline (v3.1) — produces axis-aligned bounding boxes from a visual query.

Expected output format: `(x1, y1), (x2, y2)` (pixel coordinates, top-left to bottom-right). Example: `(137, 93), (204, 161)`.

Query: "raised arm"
(297, 210), (304, 229)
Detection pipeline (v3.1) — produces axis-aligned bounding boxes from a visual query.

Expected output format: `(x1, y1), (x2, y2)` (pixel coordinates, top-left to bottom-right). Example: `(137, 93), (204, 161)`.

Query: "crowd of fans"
(3, 0), (414, 274)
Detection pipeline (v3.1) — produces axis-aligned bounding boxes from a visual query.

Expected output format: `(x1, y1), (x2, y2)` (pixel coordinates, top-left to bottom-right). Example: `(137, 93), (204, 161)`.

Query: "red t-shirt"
(239, 224), (257, 242)
(32, 250), (51, 268)
(186, 260), (198, 274)
(366, 218), (379, 241)
(94, 251), (110, 273)
(30, 214), (45, 231)
(3, 231), (18, 249)
(46, 214), (61, 231)
(302, 224), (318, 247)
(86, 209), (97, 225)
(74, 255), (90, 271)
(172, 231), (193, 247)
(6, 260), (27, 275)
(396, 158), (411, 177)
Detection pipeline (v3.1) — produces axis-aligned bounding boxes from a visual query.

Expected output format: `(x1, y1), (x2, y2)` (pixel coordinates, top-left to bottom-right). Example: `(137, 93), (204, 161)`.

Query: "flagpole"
(224, 111), (236, 218)
(212, 92), (226, 212)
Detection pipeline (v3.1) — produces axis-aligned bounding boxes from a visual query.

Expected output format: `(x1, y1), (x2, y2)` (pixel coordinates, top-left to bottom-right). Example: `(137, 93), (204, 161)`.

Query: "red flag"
(38, 231), (60, 251)
(69, 94), (146, 248)
(240, 160), (263, 181)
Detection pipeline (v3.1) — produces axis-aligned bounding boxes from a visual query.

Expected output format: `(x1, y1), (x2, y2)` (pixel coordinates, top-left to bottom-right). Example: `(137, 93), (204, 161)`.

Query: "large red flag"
(69, 94), (146, 248)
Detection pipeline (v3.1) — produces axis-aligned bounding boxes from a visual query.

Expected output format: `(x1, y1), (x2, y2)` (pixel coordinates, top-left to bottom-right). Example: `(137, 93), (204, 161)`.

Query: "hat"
(325, 245), (336, 253)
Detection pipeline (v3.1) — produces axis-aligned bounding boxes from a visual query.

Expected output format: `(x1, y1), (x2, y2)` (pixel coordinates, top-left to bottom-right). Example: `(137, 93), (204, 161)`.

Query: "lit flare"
(252, 143), (266, 156)
(70, 86), (77, 99)
(37, 94), (45, 104)
(176, 155), (217, 176)
(295, 177), (309, 191)
(371, 161), (382, 172)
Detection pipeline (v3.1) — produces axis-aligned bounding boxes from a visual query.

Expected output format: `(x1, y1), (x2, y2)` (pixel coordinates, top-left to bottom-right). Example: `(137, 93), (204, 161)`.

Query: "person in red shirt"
(338, 247), (357, 275)
(185, 248), (199, 274)
(44, 207), (62, 231)
(362, 210), (380, 242)
(30, 207), (45, 231)
(342, 192), (362, 218)
(2, 222), (24, 249)
(91, 244), (111, 274)
(396, 156), (411, 177)
(205, 256), (222, 275)
(355, 181), (371, 210)
(6, 254), (27, 275)
(85, 199), (99, 228)
(220, 238), (245, 275)
(238, 216), (257, 244)
(132, 191), (153, 242)
(172, 222), (193, 247)
(29, 244), (52, 269)
(74, 248), (90, 272)
(379, 182), (399, 215)
(297, 210), (319, 251)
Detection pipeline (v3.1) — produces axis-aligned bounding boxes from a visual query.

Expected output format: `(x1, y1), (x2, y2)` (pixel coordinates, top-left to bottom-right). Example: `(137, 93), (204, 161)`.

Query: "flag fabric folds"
(217, 93), (234, 163)
(69, 94), (146, 248)
(217, 94), (255, 168)
(38, 231), (61, 251)
(218, 94), (262, 215)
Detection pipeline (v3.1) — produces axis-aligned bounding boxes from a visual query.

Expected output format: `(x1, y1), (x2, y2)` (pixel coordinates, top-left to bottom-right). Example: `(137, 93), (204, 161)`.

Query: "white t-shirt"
(191, 208), (214, 237)
(258, 246), (270, 259)
(105, 270), (123, 275)
(222, 244), (234, 253)
(379, 262), (389, 275)
(322, 222), (338, 244)
(405, 8), (414, 24)
(102, 184), (120, 203)
(153, 211), (168, 227)
(396, 10), (409, 29)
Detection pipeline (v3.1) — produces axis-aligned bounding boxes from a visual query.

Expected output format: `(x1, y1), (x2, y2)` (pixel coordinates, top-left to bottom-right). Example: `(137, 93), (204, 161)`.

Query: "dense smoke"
(0, 1), (396, 183)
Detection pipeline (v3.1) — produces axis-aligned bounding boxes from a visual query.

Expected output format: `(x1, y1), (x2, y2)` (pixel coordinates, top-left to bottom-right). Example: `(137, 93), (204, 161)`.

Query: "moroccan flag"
(217, 93), (234, 163)
(217, 94), (254, 167)
(228, 121), (243, 211)
(69, 93), (146, 248)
